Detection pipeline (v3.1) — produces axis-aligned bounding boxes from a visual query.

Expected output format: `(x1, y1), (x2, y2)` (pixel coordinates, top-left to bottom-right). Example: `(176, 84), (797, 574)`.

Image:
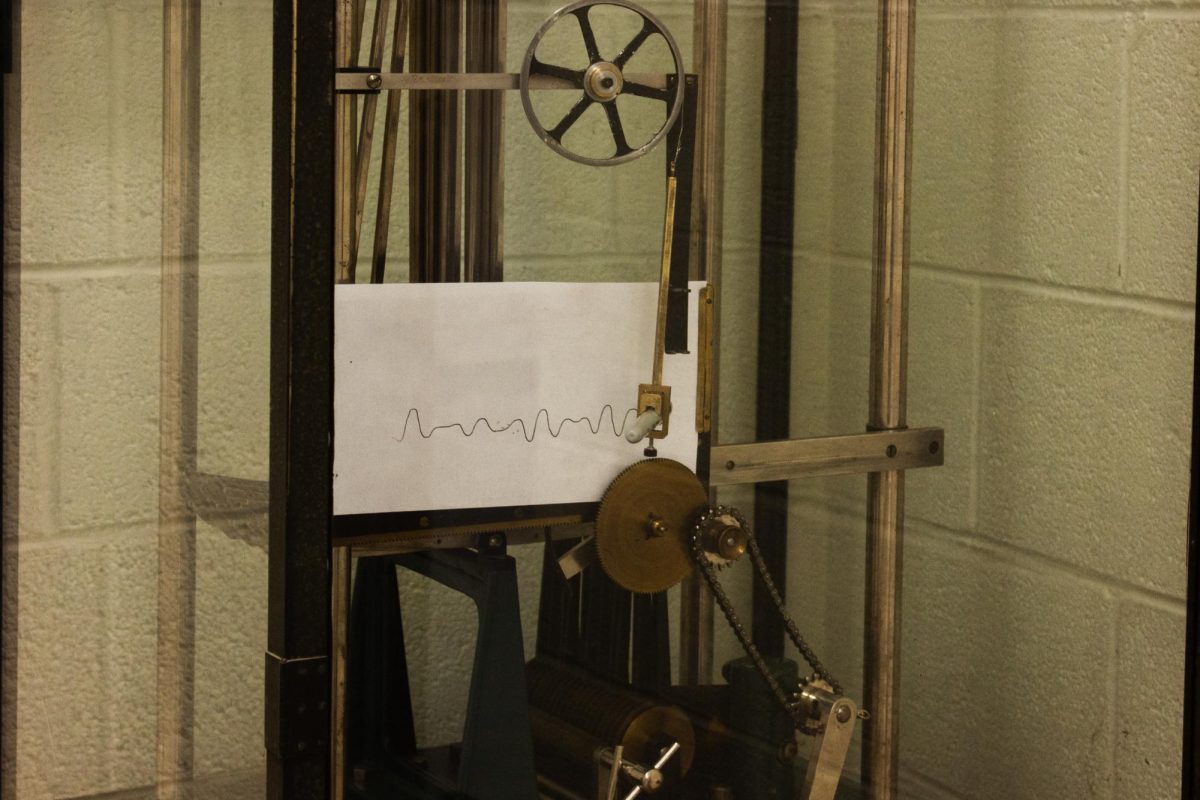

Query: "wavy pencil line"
(393, 405), (639, 444)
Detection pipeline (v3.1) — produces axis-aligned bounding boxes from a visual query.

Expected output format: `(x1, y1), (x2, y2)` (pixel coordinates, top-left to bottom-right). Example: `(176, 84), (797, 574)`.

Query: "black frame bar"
(752, 0), (800, 657)
(1, 3), (19, 798)
(267, 1), (336, 798)
(1183, 171), (1200, 800)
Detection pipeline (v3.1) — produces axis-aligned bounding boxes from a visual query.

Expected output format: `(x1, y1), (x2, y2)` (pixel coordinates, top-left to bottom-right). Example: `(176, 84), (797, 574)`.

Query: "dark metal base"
(346, 547), (538, 800)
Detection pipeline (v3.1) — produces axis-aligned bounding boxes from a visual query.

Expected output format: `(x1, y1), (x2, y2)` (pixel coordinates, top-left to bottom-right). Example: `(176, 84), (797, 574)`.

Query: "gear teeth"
(594, 458), (706, 593)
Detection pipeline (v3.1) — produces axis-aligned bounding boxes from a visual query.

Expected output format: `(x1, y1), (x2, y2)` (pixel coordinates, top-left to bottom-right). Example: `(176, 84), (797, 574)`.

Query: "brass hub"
(697, 509), (748, 566)
(584, 60), (624, 102)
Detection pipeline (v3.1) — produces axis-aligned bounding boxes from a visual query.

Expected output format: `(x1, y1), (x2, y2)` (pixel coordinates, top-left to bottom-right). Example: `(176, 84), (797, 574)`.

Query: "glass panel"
(4, 1), (1193, 799)
(4, 1), (272, 797)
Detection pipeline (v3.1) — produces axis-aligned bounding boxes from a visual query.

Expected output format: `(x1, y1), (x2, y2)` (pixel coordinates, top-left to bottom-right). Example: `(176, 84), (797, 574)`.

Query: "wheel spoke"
(603, 101), (633, 157)
(614, 19), (656, 69)
(572, 6), (603, 64)
(621, 81), (670, 103)
(529, 57), (585, 88)
(548, 93), (594, 142)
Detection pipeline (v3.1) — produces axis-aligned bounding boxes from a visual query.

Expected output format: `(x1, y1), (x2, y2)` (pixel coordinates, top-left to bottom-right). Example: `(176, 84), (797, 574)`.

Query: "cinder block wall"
(3, 1), (1197, 799)
(783, 2), (1199, 799)
(7, 1), (276, 797)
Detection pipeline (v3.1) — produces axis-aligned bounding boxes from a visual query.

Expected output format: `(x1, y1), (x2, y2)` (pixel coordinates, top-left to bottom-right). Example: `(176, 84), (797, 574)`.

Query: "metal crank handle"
(625, 409), (662, 443)
(622, 741), (681, 800)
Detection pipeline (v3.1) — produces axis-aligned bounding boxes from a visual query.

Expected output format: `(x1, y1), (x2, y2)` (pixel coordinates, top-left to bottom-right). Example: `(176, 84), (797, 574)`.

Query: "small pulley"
(520, 0), (686, 166)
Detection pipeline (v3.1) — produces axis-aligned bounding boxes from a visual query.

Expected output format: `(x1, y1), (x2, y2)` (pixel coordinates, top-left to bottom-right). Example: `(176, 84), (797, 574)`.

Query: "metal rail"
(710, 428), (942, 486)
(464, 0), (506, 283)
(679, 0), (727, 687)
(863, 0), (917, 796)
(157, 2), (200, 796)
(336, 70), (667, 92)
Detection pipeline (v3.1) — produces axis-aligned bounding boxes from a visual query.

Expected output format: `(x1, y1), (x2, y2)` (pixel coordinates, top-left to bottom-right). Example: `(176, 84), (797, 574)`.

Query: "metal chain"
(733, 507), (843, 696)
(689, 506), (843, 735)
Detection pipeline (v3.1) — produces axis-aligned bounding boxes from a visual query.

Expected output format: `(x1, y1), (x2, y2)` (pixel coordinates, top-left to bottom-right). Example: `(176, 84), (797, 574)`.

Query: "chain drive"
(689, 506), (843, 737)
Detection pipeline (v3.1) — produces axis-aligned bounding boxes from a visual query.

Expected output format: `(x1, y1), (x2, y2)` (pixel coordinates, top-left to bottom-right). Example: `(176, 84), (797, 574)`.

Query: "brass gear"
(595, 459), (707, 594)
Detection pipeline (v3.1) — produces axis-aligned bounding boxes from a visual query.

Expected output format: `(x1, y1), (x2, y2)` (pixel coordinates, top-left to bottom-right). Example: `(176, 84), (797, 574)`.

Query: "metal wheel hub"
(584, 61), (624, 102)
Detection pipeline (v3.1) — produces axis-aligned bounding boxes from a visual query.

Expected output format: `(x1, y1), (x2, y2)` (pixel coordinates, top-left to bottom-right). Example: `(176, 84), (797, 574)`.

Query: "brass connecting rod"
(652, 175), (677, 389)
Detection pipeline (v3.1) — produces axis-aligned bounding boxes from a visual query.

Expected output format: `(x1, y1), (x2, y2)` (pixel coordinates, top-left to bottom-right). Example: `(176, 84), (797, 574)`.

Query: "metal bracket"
(798, 684), (859, 800)
(335, 66), (384, 95)
(335, 70), (669, 93)
(709, 426), (944, 486)
(264, 652), (330, 759)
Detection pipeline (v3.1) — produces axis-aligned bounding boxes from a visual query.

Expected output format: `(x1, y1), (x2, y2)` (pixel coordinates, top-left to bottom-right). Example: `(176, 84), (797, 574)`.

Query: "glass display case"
(2, 2), (1196, 800)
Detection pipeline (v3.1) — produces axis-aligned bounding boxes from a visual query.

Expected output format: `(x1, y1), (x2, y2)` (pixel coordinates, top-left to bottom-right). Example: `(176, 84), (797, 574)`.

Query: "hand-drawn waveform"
(394, 405), (639, 444)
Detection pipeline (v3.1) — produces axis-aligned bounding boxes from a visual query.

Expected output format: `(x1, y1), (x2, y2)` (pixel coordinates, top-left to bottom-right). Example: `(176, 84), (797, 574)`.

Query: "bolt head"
(366, 73), (382, 90)
(835, 703), (853, 724)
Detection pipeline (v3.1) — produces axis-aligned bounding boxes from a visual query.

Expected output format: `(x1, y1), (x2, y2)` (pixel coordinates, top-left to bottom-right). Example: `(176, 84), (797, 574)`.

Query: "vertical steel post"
(862, 1), (916, 797)
(753, 0), (800, 659)
(157, 2), (200, 796)
(1, 4), (20, 799)
(267, 0), (335, 797)
(680, 0), (727, 686)
(409, 0), (462, 284)
(336, 0), (356, 283)
(330, 546), (351, 800)
(464, 0), (505, 283)
(1182, 172), (1200, 800)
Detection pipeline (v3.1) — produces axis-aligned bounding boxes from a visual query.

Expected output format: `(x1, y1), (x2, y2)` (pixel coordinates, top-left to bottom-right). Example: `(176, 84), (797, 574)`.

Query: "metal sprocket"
(689, 506), (844, 735)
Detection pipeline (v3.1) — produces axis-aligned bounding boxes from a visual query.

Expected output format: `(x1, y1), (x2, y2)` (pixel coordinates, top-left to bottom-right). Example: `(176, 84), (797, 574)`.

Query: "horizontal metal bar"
(347, 521), (590, 558)
(335, 70), (668, 92)
(709, 427), (944, 486)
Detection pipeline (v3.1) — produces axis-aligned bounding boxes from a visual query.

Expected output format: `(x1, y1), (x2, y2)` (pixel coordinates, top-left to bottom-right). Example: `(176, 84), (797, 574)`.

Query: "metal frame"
(157, 3), (201, 796)
(269, 2), (927, 798)
(679, 0), (727, 688)
(1183, 167), (1200, 800)
(863, 2), (916, 795)
(266, 2), (336, 799)
(1, 3), (19, 798)
(753, 0), (800, 660)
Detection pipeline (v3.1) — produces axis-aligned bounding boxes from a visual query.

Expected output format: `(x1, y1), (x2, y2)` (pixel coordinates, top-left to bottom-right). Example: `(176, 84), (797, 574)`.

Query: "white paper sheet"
(333, 281), (703, 515)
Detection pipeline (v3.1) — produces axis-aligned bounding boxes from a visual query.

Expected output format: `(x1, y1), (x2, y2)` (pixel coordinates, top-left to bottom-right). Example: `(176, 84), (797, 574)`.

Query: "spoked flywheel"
(520, 0), (686, 166)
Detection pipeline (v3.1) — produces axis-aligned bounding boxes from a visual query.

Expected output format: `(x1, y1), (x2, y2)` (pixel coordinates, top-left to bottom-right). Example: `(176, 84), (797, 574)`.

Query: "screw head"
(835, 703), (853, 724)
(366, 73), (382, 90)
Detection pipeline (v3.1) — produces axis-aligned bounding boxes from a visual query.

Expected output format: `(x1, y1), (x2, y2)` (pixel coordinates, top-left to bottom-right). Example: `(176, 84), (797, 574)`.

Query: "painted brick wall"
(783, 2), (1199, 799)
(3, 1), (1196, 799)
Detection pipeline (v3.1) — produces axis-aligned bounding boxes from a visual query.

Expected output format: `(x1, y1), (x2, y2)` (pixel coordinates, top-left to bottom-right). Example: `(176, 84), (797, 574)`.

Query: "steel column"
(267, 0), (336, 797)
(862, 0), (916, 796)
(1182, 169), (1200, 800)
(464, 0), (506, 283)
(754, 0), (800, 659)
(157, 3), (200, 796)
(1, 4), (20, 799)
(680, 0), (727, 687)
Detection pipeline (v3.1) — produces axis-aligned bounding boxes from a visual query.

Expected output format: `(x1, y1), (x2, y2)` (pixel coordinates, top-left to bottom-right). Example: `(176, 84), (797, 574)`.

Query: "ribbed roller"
(525, 656), (695, 780)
